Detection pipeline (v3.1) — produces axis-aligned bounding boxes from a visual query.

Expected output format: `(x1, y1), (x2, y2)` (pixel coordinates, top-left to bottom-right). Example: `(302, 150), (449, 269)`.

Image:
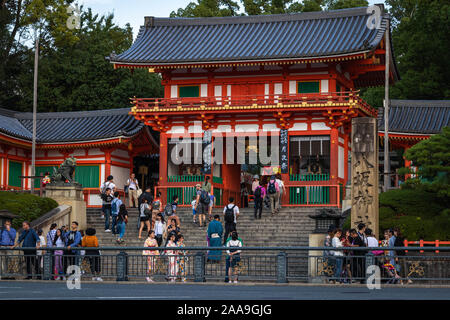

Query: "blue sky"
(80, 0), (385, 39)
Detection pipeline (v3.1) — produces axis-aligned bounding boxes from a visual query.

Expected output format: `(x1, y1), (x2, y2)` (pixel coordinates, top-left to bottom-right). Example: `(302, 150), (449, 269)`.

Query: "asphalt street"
(0, 281), (448, 300)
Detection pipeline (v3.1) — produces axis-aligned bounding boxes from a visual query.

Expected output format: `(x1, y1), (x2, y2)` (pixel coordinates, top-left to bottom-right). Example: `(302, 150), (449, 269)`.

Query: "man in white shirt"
(100, 175), (115, 219)
(223, 197), (239, 244)
(126, 173), (139, 208)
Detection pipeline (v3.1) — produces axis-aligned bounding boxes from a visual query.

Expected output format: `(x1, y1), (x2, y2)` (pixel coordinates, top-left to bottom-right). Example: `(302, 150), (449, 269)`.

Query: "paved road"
(0, 281), (449, 300)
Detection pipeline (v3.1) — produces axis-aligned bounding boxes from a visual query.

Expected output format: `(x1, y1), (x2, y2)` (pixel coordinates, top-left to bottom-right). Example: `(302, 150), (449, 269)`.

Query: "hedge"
(0, 192), (58, 229)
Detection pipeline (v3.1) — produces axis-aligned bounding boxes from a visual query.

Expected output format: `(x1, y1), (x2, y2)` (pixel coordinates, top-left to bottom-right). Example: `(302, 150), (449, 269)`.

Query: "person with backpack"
(139, 198), (152, 240)
(266, 175), (280, 216)
(101, 188), (114, 232)
(252, 177), (266, 220)
(275, 174), (286, 210)
(151, 192), (163, 229)
(226, 231), (242, 284)
(137, 186), (153, 231)
(164, 195), (181, 228)
(116, 204), (128, 244)
(224, 231), (243, 283)
(195, 183), (210, 228)
(111, 191), (122, 235)
(223, 197), (239, 245)
(100, 175), (116, 219)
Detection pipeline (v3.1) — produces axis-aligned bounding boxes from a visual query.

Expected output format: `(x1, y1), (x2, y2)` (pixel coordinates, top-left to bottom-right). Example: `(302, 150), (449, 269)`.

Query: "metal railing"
(0, 247), (448, 284)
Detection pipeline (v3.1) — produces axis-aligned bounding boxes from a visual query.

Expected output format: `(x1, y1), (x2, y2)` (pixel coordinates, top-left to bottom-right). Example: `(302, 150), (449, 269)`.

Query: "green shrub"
(340, 188), (449, 241)
(0, 192), (58, 229)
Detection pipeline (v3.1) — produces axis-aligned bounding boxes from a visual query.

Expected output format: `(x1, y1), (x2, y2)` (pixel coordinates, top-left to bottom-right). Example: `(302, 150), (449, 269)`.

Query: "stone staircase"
(84, 205), (318, 282)
(86, 206), (316, 248)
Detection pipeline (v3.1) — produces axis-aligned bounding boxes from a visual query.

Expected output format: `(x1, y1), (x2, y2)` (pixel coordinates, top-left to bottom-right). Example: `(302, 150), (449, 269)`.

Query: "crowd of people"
(324, 223), (412, 285)
(2, 172), (412, 285)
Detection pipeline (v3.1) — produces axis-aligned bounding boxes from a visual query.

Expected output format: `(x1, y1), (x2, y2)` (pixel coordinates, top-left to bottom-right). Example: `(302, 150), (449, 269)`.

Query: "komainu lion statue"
(51, 157), (77, 184)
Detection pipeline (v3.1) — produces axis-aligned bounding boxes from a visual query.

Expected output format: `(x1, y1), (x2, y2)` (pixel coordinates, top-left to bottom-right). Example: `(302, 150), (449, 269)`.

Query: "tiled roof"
(110, 6), (391, 65)
(0, 108), (146, 143)
(378, 100), (450, 134)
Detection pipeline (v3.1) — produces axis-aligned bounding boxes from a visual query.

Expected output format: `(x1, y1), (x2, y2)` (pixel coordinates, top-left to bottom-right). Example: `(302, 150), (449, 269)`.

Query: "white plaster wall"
(111, 165), (129, 189)
(289, 81), (296, 94)
(112, 149), (129, 158)
(311, 122), (330, 130)
(262, 124), (279, 132)
(338, 146), (344, 179)
(167, 126), (186, 134)
(73, 149), (85, 156)
(274, 83), (283, 94)
(111, 157), (129, 165)
(171, 85), (178, 98)
(47, 150), (62, 157)
(89, 194), (103, 206)
(200, 84), (208, 97)
(212, 125), (232, 133)
(321, 79), (329, 93)
(100, 164), (105, 183)
(89, 148), (104, 156)
(235, 124), (259, 132)
(289, 123), (308, 131)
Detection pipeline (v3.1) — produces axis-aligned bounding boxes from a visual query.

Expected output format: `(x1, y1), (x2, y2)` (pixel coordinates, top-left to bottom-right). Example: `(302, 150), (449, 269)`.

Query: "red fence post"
(419, 239), (424, 253)
(404, 239), (408, 254)
(435, 240), (439, 253)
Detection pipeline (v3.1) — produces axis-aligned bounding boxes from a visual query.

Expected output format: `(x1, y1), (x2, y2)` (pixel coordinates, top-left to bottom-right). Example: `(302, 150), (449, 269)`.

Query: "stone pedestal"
(308, 233), (326, 282)
(351, 117), (379, 237)
(45, 184), (86, 231)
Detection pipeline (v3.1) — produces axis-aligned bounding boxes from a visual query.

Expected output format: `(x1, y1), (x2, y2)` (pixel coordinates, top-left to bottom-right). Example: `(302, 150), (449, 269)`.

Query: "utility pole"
(383, 19), (390, 192)
(31, 35), (39, 194)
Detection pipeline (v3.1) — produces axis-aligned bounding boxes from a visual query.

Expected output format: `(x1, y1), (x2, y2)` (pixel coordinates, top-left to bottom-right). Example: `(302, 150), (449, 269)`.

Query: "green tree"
(403, 126), (450, 185)
(170, 0), (240, 17)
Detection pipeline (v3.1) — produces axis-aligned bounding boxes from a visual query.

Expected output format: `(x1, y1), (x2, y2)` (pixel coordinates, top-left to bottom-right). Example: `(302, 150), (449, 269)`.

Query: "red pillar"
(403, 146), (411, 180)
(330, 127), (339, 205)
(159, 132), (168, 205)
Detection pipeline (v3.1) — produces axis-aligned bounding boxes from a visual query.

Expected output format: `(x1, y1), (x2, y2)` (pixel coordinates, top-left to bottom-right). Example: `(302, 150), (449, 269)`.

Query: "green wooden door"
(74, 165), (99, 188)
(8, 161), (23, 187)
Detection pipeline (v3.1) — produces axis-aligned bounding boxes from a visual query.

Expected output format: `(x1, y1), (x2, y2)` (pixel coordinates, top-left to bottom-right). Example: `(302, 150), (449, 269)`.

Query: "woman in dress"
(143, 230), (159, 282)
(165, 233), (178, 282)
(177, 234), (188, 282)
(52, 229), (65, 280)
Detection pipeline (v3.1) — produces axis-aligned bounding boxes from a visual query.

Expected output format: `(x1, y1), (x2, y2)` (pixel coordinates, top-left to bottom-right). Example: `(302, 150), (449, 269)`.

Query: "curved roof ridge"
(146, 6), (379, 27)
(15, 107), (132, 120)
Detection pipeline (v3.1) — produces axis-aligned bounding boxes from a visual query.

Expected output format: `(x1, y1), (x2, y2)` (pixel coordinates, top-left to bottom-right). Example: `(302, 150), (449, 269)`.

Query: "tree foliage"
(0, 2), (162, 112)
(362, 0), (450, 108)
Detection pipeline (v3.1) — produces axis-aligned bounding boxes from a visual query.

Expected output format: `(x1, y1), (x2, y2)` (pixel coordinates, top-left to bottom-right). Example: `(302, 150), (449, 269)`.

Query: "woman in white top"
(153, 213), (166, 247)
(226, 231), (242, 283)
(332, 228), (344, 284)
